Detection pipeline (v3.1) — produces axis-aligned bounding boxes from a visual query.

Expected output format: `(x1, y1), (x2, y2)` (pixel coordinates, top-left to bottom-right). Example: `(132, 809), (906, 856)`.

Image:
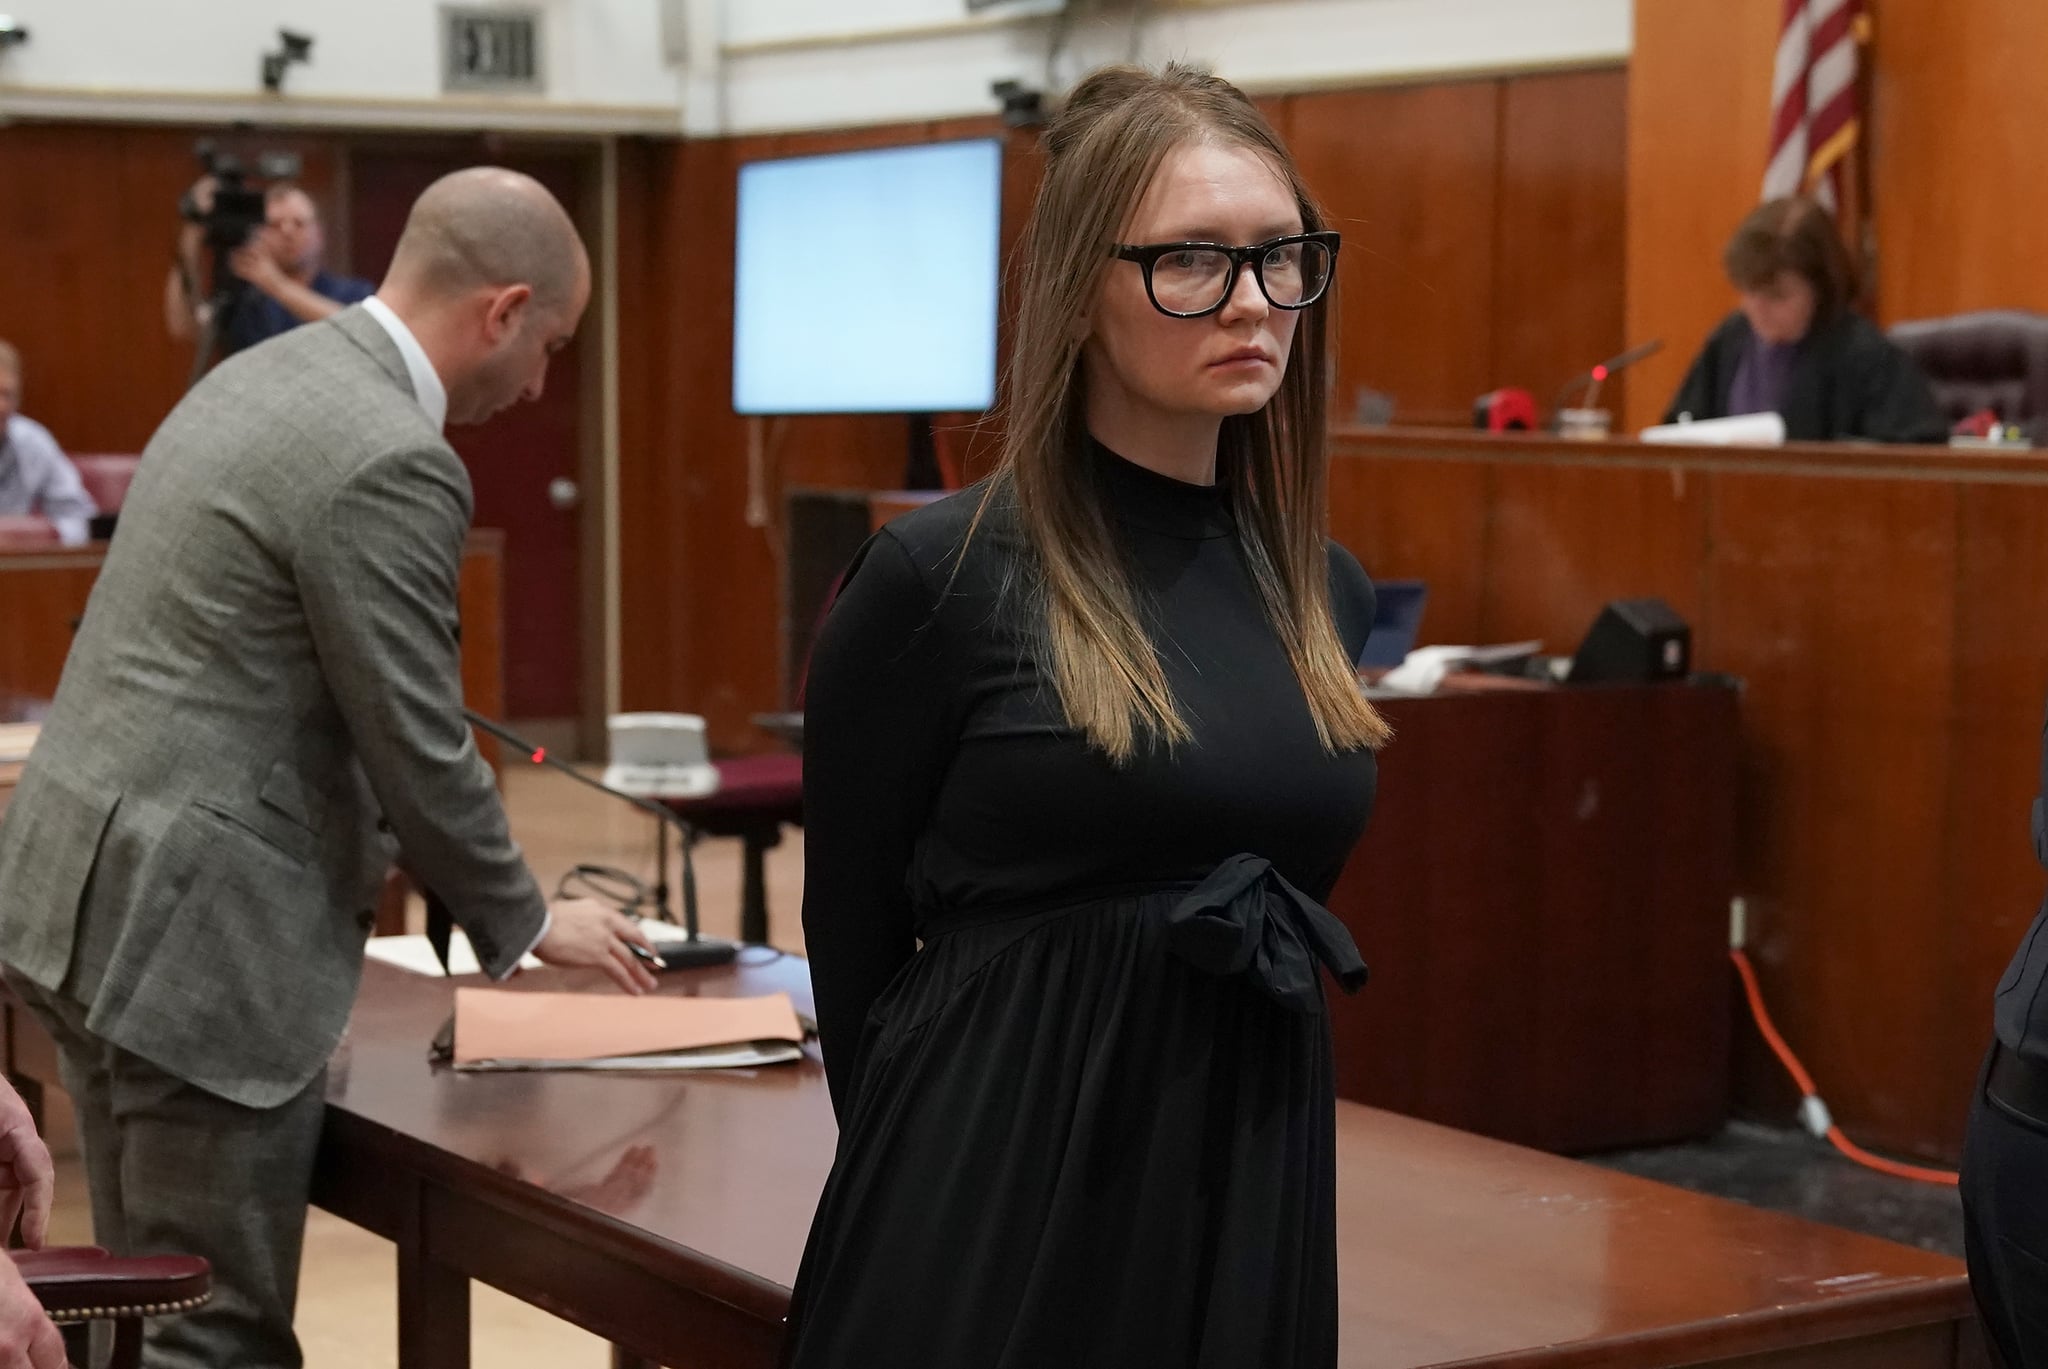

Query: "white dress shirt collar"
(361, 296), (449, 433)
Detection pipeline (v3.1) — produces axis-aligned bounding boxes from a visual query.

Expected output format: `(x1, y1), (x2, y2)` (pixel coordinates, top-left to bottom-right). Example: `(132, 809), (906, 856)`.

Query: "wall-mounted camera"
(261, 29), (313, 92)
(991, 79), (1044, 129)
(0, 16), (31, 51)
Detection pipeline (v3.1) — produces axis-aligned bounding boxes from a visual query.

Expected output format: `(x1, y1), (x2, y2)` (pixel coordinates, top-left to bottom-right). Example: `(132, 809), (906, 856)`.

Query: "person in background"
(0, 342), (95, 546)
(1961, 699), (2048, 1369)
(164, 180), (375, 357)
(1664, 196), (1946, 444)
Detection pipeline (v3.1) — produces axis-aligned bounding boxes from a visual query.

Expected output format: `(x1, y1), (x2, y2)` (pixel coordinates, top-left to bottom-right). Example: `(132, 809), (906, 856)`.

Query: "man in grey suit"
(0, 167), (659, 1367)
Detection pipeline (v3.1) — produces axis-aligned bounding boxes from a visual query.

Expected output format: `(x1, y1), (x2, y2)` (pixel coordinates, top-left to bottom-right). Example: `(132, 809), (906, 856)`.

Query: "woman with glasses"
(787, 62), (1386, 1368)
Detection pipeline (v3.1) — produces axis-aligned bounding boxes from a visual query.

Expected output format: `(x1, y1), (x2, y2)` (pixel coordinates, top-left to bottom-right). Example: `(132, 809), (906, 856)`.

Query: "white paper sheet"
(364, 931), (543, 977)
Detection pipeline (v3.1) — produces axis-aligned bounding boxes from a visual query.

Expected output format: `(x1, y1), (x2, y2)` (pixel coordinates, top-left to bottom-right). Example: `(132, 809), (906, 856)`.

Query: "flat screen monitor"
(1358, 580), (1428, 670)
(733, 138), (1002, 416)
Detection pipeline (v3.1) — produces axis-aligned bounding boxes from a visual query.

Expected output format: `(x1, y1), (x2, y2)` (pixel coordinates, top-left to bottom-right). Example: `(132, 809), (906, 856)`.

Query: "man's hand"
(0, 1258), (63, 1369)
(0, 1081), (53, 1251)
(229, 240), (288, 299)
(534, 899), (660, 995)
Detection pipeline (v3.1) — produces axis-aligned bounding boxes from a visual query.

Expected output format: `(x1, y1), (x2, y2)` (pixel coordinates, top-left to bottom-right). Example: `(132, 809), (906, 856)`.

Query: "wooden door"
(347, 143), (594, 728)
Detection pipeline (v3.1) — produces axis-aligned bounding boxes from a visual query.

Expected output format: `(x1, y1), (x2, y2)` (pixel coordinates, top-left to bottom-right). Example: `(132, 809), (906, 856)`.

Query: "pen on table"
(625, 941), (667, 970)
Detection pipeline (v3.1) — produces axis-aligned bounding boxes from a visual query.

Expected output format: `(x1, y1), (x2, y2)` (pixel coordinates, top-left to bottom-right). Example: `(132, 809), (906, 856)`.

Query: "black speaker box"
(1567, 598), (1691, 684)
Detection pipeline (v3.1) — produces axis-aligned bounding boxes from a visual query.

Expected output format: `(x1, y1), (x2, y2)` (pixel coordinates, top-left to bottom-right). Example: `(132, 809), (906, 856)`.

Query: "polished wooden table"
(308, 957), (1979, 1369)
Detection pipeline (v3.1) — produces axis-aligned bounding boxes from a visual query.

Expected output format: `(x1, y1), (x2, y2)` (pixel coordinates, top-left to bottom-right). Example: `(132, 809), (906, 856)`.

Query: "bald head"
(379, 168), (592, 427)
(385, 167), (587, 310)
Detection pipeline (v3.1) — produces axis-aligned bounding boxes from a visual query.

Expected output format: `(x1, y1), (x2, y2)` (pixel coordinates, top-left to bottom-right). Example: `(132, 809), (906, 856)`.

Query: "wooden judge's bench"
(1321, 426), (2048, 1163)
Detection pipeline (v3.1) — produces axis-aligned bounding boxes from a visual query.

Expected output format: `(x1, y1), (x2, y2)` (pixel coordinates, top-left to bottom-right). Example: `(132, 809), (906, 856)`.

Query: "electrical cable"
(554, 863), (652, 914)
(1730, 947), (1959, 1187)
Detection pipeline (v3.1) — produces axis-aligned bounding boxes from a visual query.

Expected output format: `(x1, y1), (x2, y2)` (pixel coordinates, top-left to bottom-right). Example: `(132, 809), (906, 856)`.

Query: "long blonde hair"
(976, 62), (1389, 764)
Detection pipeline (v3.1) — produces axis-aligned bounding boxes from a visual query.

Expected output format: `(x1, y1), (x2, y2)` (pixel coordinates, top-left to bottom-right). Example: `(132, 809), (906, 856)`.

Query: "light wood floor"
(41, 765), (810, 1367)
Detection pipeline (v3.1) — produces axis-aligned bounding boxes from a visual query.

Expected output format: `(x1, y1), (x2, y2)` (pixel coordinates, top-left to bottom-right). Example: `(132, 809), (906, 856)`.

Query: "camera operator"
(163, 176), (373, 357)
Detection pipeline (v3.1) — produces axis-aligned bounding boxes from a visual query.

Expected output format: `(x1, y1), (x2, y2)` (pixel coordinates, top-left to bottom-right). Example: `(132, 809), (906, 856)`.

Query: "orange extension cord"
(1729, 948), (1961, 1187)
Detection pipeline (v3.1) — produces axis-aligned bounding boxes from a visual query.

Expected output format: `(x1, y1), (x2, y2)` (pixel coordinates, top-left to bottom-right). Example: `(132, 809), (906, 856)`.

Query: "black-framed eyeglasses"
(1113, 230), (1340, 319)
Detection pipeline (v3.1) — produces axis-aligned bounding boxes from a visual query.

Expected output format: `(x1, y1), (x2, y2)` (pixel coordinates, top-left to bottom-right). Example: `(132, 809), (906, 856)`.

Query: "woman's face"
(1082, 140), (1307, 425)
(1739, 270), (1818, 346)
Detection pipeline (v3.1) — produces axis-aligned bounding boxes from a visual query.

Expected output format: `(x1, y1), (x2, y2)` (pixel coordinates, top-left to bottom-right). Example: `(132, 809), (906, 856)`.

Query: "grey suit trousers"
(8, 972), (327, 1369)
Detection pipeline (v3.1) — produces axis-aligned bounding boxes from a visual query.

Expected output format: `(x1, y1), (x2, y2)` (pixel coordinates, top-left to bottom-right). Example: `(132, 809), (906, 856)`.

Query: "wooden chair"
(13, 1245), (211, 1369)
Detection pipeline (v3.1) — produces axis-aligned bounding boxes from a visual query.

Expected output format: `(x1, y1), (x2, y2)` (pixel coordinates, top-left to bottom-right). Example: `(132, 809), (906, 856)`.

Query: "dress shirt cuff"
(53, 518), (89, 548)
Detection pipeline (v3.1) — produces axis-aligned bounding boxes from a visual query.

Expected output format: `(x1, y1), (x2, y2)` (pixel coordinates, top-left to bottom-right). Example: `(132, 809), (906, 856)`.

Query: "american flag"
(1763, 0), (1867, 209)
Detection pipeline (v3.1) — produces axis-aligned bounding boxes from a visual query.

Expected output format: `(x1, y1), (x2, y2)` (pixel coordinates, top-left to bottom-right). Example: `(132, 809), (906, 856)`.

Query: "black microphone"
(1553, 339), (1665, 417)
(448, 709), (740, 972)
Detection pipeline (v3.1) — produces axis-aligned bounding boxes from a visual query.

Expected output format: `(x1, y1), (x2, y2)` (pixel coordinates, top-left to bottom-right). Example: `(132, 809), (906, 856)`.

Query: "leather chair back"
(1889, 310), (2048, 432)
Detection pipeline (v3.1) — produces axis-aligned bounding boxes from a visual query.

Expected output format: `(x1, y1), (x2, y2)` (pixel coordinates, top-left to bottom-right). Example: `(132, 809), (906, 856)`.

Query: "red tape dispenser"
(1473, 388), (1538, 432)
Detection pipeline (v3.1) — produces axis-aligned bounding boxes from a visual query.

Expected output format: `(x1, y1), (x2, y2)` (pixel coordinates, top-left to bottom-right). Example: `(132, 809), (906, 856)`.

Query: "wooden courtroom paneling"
(1941, 483), (2048, 1131)
(0, 123), (344, 456)
(1324, 457), (1491, 645)
(1290, 81), (1503, 428)
(618, 133), (756, 736)
(1327, 427), (2048, 1161)
(1870, 0), (2048, 321)
(1623, 0), (1782, 435)
(1332, 684), (1738, 1153)
(0, 552), (101, 701)
(1481, 460), (1707, 652)
(0, 123), (196, 454)
(1492, 69), (1632, 423)
(1703, 472), (1962, 1157)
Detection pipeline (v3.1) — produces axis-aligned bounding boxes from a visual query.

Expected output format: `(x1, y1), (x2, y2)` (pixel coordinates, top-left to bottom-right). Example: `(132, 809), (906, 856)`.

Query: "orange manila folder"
(454, 989), (806, 1072)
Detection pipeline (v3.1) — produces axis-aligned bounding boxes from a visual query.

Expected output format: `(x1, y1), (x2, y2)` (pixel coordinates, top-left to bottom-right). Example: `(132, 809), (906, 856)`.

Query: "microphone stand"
(1552, 338), (1666, 423)
(464, 709), (740, 970)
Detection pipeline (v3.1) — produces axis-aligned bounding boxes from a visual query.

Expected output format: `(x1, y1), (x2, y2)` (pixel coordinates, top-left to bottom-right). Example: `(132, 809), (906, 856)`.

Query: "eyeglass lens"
(1150, 239), (1333, 314)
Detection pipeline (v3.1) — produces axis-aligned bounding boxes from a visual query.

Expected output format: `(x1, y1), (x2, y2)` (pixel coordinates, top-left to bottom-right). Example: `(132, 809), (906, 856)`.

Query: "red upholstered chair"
(68, 455), (141, 517)
(13, 1246), (211, 1369)
(0, 516), (59, 549)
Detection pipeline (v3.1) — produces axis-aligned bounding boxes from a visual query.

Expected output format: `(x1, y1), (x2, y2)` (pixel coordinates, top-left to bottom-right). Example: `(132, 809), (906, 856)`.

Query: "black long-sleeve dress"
(786, 439), (1380, 1368)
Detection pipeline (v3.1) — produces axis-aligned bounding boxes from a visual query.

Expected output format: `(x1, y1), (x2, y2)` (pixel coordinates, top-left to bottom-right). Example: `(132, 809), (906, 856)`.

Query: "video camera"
(178, 140), (303, 253)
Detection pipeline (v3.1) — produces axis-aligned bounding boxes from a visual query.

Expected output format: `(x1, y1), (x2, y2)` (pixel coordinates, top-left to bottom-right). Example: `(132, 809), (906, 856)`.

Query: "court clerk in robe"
(787, 64), (1388, 1367)
(1664, 196), (1945, 444)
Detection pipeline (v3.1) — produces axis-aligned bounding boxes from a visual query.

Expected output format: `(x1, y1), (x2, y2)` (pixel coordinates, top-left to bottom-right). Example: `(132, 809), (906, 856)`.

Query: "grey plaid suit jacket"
(0, 307), (547, 1108)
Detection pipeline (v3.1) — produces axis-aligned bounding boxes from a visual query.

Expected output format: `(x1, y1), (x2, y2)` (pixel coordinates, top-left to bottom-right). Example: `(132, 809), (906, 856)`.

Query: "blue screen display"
(733, 138), (1002, 416)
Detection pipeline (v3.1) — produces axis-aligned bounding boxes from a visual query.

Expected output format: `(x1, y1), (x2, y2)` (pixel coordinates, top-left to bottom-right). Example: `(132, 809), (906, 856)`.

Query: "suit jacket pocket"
(193, 795), (317, 865)
(257, 759), (326, 837)
(126, 805), (359, 1107)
